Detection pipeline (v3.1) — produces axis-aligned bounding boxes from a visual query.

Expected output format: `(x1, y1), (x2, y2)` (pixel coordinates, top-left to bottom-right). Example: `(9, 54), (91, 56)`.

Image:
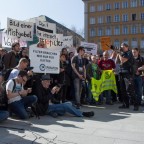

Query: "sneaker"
(82, 111), (94, 117)
(133, 106), (139, 111)
(119, 105), (129, 109)
(106, 101), (113, 105)
(75, 103), (81, 109)
(49, 112), (58, 118)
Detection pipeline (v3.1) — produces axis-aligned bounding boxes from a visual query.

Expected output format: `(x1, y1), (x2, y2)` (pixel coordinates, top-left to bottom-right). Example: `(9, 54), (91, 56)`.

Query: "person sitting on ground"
(6, 70), (37, 119)
(0, 111), (9, 122)
(33, 74), (94, 118)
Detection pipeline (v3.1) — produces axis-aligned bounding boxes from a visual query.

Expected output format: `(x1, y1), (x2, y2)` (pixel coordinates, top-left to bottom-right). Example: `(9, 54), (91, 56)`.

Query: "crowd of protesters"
(0, 41), (144, 122)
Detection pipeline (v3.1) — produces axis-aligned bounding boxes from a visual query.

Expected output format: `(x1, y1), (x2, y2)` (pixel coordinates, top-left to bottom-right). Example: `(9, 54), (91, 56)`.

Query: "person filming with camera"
(116, 43), (139, 111)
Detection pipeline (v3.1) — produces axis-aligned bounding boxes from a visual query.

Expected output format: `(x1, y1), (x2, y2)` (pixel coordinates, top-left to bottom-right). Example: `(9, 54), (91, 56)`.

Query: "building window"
(97, 5), (103, 11)
(122, 26), (128, 34)
(90, 28), (96, 37)
(90, 17), (96, 24)
(114, 26), (120, 35)
(122, 1), (128, 8)
(141, 25), (144, 33)
(141, 13), (144, 20)
(98, 28), (103, 36)
(106, 27), (111, 36)
(131, 0), (137, 7)
(132, 14), (136, 21)
(114, 40), (120, 47)
(140, 38), (144, 48)
(123, 14), (128, 22)
(131, 38), (137, 48)
(131, 25), (137, 34)
(90, 5), (95, 12)
(140, 0), (144, 6)
(106, 16), (112, 23)
(114, 2), (120, 9)
(114, 15), (120, 22)
(98, 16), (103, 23)
(106, 3), (111, 10)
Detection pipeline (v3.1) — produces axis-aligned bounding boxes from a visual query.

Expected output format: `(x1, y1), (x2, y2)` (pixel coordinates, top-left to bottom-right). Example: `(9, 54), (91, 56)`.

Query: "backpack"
(0, 79), (16, 110)
(3, 68), (17, 81)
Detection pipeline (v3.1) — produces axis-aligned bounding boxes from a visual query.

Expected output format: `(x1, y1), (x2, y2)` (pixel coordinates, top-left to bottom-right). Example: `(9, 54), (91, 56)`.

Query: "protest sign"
(2, 33), (27, 48)
(7, 18), (34, 41)
(81, 41), (97, 55)
(63, 36), (73, 48)
(36, 20), (56, 39)
(45, 34), (63, 51)
(29, 47), (60, 73)
(100, 37), (111, 51)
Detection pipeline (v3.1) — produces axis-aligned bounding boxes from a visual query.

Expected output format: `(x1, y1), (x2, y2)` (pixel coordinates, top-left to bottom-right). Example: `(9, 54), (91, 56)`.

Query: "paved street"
(0, 104), (144, 144)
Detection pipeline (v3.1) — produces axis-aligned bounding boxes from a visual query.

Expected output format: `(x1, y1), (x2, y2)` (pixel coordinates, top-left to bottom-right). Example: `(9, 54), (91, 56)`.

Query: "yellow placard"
(100, 37), (111, 51)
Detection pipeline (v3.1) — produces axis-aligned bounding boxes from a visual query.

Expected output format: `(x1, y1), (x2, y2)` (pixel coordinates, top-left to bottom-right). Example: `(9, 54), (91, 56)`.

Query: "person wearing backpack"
(6, 70), (37, 119)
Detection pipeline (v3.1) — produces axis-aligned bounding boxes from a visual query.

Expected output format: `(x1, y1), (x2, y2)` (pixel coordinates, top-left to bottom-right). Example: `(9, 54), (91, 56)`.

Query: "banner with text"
(29, 47), (60, 73)
(81, 42), (97, 55)
(44, 34), (63, 51)
(63, 36), (73, 48)
(2, 33), (27, 48)
(36, 20), (56, 39)
(7, 18), (34, 41)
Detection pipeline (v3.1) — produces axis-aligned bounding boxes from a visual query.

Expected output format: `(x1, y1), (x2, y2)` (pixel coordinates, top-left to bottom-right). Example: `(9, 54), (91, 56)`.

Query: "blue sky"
(1, 0), (84, 31)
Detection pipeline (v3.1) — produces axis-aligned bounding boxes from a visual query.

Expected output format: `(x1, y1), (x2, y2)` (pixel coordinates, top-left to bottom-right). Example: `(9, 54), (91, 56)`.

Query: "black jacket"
(33, 83), (52, 115)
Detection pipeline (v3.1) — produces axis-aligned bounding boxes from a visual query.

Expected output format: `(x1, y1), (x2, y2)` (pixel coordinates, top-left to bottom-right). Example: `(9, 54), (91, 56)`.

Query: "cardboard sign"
(29, 47), (60, 74)
(36, 20), (56, 39)
(45, 34), (63, 51)
(7, 17), (34, 41)
(63, 36), (73, 48)
(2, 33), (27, 48)
(81, 41), (97, 55)
(100, 37), (111, 51)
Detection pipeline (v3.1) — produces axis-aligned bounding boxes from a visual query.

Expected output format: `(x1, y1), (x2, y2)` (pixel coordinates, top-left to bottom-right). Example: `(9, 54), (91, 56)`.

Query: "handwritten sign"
(29, 47), (60, 73)
(100, 37), (111, 51)
(7, 18), (34, 41)
(2, 33), (27, 48)
(63, 36), (73, 47)
(81, 42), (97, 55)
(36, 20), (56, 39)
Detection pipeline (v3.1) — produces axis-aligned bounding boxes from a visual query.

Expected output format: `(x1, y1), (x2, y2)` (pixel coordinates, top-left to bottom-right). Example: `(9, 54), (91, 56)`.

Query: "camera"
(106, 44), (123, 53)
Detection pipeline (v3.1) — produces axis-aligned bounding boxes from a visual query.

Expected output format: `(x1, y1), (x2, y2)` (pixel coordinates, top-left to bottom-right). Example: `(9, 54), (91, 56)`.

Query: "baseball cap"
(41, 74), (51, 81)
(121, 43), (128, 48)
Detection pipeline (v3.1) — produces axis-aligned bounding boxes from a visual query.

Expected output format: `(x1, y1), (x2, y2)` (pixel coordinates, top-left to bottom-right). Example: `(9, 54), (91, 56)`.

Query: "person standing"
(71, 46), (86, 109)
(117, 43), (139, 111)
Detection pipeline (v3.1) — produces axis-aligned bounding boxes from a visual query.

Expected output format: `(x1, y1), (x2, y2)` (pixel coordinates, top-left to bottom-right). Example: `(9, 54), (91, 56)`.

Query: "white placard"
(29, 47), (60, 74)
(36, 20), (56, 39)
(45, 34), (63, 51)
(81, 42), (97, 55)
(7, 17), (34, 41)
(2, 33), (27, 48)
(63, 36), (73, 48)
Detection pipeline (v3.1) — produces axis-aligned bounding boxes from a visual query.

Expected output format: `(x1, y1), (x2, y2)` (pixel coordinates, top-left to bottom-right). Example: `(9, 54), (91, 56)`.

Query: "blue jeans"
(134, 75), (143, 104)
(48, 102), (83, 117)
(0, 111), (9, 122)
(9, 95), (37, 119)
(73, 78), (82, 104)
